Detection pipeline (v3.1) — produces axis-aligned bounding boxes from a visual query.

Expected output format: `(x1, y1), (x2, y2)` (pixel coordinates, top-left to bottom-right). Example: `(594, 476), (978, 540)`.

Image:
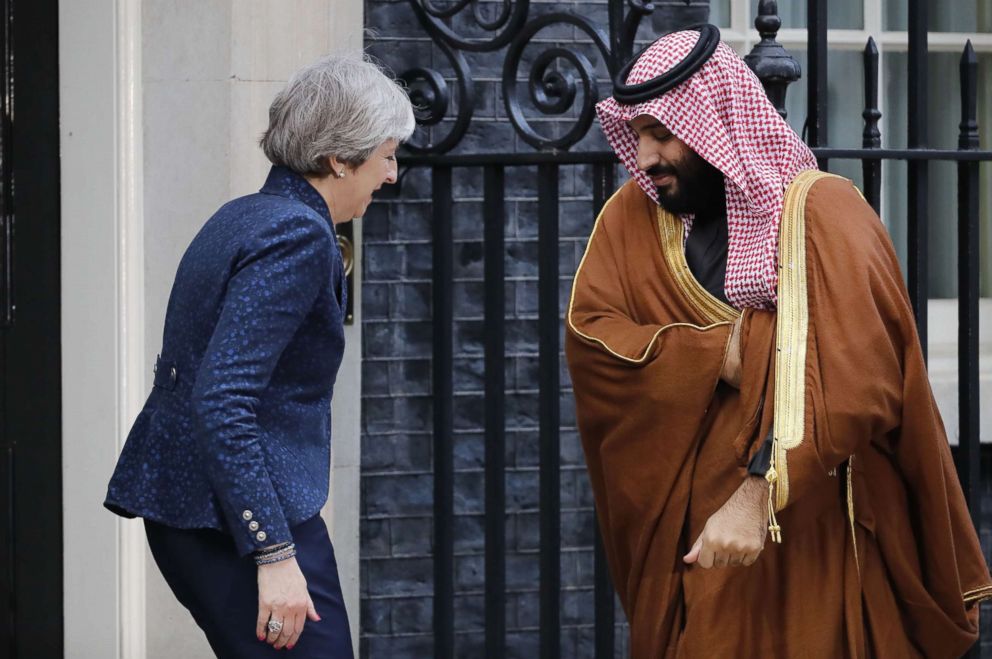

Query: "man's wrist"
(737, 475), (767, 507)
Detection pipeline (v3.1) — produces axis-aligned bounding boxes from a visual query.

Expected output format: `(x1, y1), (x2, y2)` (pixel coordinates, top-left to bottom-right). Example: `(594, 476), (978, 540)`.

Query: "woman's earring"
(337, 170), (345, 179)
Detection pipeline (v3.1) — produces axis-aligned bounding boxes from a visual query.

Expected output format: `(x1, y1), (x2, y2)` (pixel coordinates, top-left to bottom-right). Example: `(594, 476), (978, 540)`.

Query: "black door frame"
(0, 0), (63, 656)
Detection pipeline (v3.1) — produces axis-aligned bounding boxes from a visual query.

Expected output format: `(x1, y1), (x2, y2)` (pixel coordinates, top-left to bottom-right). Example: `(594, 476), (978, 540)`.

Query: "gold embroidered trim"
(657, 208), (741, 325)
(765, 170), (848, 541)
(566, 187), (733, 364)
(963, 585), (992, 597)
(963, 585), (992, 603)
(771, 171), (841, 496)
(846, 456), (861, 578)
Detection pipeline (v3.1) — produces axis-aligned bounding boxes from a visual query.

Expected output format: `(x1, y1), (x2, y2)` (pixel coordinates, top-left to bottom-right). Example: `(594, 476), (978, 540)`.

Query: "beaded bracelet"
(254, 542), (297, 566)
(257, 541), (292, 556)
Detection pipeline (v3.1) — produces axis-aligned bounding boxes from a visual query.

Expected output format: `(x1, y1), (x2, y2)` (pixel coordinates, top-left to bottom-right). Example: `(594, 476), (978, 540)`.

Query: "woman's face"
(338, 140), (398, 222)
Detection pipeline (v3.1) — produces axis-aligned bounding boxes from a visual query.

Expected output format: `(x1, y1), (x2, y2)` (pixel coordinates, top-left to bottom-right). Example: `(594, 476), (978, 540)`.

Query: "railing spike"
(743, 0), (801, 119)
(861, 36), (882, 213)
(959, 40), (979, 151)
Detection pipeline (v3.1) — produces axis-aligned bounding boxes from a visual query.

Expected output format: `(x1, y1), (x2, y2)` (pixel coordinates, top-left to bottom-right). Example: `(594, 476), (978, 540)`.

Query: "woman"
(105, 54), (414, 657)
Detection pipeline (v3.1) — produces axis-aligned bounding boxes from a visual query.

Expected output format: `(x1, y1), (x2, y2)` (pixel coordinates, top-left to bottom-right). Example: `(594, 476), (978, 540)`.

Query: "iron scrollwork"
(400, 0), (657, 153)
(397, 1), (803, 154)
(503, 13), (610, 150)
(399, 39), (475, 153)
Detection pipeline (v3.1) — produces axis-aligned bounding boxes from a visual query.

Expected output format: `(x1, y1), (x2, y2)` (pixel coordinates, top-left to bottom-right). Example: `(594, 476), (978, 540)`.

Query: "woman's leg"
(144, 517), (353, 658)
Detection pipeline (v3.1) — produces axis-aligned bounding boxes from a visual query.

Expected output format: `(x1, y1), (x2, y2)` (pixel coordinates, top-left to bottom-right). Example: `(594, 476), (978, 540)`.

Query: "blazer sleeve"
(191, 212), (334, 556)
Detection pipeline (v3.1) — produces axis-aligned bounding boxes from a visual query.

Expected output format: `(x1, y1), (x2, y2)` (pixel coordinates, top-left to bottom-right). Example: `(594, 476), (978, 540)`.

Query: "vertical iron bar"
(593, 529), (614, 659)
(592, 162), (616, 659)
(0, 3), (13, 652)
(538, 163), (561, 659)
(956, 41), (980, 533)
(806, 0), (828, 169)
(608, 0), (625, 72)
(953, 39), (978, 659)
(483, 165), (506, 659)
(907, 0), (929, 357)
(432, 165), (455, 659)
(0, 443), (11, 657)
(862, 37), (882, 214)
(0, 0), (12, 329)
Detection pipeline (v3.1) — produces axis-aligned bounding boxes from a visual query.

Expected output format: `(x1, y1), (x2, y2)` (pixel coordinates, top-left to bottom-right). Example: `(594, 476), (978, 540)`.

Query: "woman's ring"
(267, 619), (284, 634)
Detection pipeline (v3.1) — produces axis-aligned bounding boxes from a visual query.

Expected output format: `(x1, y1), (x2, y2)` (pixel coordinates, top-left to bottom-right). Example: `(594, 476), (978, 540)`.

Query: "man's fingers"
(256, 605), (270, 642)
(698, 544), (715, 569)
(683, 536), (703, 564)
(742, 550), (761, 566)
(728, 555), (743, 567)
(712, 552), (728, 568)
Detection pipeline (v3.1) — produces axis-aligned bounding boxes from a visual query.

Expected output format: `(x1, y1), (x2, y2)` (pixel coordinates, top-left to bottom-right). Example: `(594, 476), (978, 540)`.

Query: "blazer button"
(170, 366), (177, 385)
(256, 531), (267, 542)
(249, 521), (259, 531)
(242, 510), (253, 521)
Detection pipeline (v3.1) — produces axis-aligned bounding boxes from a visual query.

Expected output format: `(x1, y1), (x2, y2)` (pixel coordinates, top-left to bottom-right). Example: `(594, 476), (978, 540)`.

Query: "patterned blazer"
(105, 166), (347, 556)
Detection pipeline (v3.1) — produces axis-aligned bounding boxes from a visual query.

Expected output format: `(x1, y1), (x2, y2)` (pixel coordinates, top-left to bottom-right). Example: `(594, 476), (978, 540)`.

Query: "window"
(708, 0), (992, 297)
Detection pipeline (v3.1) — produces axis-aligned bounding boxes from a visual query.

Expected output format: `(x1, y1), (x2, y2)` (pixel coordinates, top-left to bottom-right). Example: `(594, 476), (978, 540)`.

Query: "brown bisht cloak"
(565, 171), (992, 658)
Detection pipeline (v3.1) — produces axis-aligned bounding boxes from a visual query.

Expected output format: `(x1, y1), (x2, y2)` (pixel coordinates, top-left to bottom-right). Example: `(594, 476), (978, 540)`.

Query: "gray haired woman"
(104, 54), (414, 658)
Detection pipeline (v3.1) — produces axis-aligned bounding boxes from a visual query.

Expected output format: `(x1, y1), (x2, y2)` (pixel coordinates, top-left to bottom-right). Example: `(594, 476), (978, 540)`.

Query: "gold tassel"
(765, 459), (782, 544)
(846, 456), (860, 577)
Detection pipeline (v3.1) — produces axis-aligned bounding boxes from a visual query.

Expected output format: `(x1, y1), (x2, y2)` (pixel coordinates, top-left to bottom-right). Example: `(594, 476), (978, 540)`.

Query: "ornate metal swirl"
(421, 0), (472, 19)
(399, 41), (475, 154)
(394, 0), (784, 154)
(410, 0), (530, 52)
(502, 13), (611, 150)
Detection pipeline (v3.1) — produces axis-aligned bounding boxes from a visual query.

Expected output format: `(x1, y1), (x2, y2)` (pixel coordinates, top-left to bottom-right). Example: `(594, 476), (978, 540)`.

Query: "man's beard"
(649, 151), (726, 218)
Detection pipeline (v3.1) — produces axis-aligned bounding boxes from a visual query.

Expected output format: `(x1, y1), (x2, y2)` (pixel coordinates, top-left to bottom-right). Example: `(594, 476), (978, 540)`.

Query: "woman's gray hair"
(260, 54), (415, 177)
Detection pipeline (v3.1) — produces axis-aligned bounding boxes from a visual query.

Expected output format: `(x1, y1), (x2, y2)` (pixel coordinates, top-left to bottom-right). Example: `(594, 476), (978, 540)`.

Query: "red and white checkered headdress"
(596, 30), (818, 309)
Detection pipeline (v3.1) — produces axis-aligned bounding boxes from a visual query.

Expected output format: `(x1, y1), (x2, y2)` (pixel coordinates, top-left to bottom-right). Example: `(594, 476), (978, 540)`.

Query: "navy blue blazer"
(106, 166), (347, 556)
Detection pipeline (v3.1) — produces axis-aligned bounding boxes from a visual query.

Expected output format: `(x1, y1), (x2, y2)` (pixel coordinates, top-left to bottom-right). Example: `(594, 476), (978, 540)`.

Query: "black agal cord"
(612, 24), (722, 105)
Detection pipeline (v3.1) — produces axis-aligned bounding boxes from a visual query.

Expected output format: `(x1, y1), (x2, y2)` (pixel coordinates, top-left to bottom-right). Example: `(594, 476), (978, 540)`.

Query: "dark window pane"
(885, 0), (992, 33)
(752, 0), (863, 30)
(709, 0), (731, 28)
(883, 52), (992, 297)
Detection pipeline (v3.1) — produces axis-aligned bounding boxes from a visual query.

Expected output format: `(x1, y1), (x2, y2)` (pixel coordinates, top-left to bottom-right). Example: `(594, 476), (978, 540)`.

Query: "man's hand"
(720, 317), (743, 388)
(683, 476), (767, 568)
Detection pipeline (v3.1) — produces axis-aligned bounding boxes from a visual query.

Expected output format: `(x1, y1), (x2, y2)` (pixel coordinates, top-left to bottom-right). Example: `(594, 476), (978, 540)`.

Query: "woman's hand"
(256, 556), (320, 650)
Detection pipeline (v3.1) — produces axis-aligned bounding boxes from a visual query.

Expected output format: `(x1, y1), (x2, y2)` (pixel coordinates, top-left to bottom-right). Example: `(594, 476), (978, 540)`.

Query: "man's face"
(628, 114), (725, 216)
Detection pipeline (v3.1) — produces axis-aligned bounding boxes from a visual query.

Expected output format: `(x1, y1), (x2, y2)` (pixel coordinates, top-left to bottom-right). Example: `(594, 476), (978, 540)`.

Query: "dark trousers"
(145, 515), (354, 659)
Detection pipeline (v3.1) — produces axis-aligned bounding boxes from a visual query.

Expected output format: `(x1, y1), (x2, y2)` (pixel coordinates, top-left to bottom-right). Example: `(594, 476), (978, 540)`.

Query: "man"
(565, 26), (991, 658)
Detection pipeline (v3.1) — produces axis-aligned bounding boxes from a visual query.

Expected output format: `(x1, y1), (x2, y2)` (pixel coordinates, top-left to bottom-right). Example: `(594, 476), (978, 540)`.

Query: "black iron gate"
(369, 0), (991, 656)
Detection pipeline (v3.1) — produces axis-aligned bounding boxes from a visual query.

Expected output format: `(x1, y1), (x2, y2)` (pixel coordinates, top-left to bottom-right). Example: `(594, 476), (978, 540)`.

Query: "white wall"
(61, 0), (135, 655)
(61, 1), (365, 657)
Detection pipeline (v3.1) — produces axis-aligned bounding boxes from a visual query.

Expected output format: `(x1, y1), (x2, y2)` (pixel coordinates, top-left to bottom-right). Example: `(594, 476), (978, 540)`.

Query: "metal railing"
(377, 0), (991, 656)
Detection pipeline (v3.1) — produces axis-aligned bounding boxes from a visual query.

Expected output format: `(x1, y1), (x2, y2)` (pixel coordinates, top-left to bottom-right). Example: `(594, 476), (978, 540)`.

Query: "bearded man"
(565, 25), (991, 658)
